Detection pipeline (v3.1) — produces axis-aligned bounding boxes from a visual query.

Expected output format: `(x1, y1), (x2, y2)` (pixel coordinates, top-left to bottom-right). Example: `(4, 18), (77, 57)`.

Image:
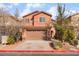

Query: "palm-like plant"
(56, 4), (70, 26)
(55, 4), (76, 44)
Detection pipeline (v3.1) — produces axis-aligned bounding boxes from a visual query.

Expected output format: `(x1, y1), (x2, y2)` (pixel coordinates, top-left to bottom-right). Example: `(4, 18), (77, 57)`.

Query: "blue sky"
(0, 3), (79, 19)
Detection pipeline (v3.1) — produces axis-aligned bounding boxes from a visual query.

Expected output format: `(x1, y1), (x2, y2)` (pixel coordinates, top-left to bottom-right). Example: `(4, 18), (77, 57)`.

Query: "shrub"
(7, 35), (16, 44)
(55, 23), (77, 46)
(54, 24), (67, 42)
(73, 40), (78, 46)
(50, 40), (62, 49)
(65, 27), (76, 45)
(14, 32), (22, 41)
(54, 41), (62, 49)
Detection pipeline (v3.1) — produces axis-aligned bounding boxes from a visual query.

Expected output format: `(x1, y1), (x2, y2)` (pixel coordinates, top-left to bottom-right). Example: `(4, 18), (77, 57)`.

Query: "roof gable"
(68, 13), (79, 18)
(23, 11), (39, 18)
(33, 11), (52, 17)
(23, 11), (52, 18)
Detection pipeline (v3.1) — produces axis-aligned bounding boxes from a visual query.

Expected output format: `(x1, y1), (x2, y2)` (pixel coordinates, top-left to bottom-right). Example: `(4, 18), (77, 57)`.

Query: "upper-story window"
(26, 18), (29, 23)
(78, 18), (79, 21)
(39, 16), (45, 22)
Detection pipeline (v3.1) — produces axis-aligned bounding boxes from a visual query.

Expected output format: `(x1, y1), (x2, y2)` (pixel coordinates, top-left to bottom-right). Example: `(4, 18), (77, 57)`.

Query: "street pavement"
(0, 52), (79, 56)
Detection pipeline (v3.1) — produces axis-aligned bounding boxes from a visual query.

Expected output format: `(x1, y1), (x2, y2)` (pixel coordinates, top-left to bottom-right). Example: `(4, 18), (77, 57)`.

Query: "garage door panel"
(27, 31), (45, 40)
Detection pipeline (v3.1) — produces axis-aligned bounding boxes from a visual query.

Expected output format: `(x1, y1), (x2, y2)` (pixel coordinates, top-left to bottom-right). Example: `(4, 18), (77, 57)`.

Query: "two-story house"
(22, 11), (55, 40)
(68, 13), (79, 30)
(22, 11), (52, 27)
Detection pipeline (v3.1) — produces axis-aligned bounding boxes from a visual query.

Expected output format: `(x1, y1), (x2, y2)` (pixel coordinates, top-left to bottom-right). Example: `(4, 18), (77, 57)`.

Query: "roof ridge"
(33, 11), (52, 17)
(23, 11), (39, 17)
(23, 11), (52, 18)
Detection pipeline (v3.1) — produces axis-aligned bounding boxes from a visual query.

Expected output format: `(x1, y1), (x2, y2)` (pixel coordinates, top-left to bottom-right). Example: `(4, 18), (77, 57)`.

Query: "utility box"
(1, 36), (8, 44)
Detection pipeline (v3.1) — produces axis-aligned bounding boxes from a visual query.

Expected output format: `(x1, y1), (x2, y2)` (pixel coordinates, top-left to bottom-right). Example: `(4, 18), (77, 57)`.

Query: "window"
(78, 18), (79, 21)
(39, 16), (45, 22)
(26, 18), (29, 23)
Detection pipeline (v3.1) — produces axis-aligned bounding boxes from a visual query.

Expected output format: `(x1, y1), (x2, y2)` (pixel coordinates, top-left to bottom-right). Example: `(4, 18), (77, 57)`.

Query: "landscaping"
(50, 4), (78, 50)
(0, 3), (79, 51)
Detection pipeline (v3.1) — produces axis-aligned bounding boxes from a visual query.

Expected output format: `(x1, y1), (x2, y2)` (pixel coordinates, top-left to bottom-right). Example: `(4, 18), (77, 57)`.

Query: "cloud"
(20, 3), (45, 17)
(65, 9), (79, 17)
(0, 4), (6, 8)
(7, 5), (13, 9)
(0, 4), (10, 11)
(20, 8), (31, 17)
(47, 6), (79, 19)
(12, 3), (19, 6)
(0, 4), (13, 10)
(6, 3), (19, 9)
(69, 10), (78, 14)
(47, 6), (57, 19)
(26, 3), (45, 8)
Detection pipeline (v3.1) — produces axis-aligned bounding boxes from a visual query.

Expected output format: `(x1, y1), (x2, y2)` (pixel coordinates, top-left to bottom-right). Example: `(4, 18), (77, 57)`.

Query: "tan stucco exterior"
(68, 13), (79, 38)
(69, 13), (79, 28)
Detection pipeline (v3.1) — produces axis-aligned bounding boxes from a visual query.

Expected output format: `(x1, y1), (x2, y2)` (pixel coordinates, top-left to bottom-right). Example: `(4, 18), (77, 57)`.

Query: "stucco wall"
(71, 14), (79, 27)
(23, 12), (39, 27)
(23, 12), (52, 27)
(33, 13), (51, 27)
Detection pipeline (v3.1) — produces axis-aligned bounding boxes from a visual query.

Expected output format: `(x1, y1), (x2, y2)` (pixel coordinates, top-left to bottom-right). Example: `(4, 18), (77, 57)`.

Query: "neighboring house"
(0, 12), (21, 43)
(22, 11), (55, 40)
(68, 13), (79, 38)
(0, 13), (21, 27)
(68, 13), (79, 30)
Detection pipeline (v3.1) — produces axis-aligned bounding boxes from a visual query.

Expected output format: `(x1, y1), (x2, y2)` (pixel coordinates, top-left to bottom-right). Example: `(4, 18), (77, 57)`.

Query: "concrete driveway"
(13, 40), (53, 50)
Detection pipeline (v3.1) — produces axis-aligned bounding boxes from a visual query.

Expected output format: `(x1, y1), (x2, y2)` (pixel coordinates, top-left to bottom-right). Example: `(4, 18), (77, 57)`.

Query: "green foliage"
(55, 24), (66, 41)
(66, 28), (75, 40)
(73, 40), (78, 46)
(65, 28), (77, 45)
(7, 35), (16, 44)
(56, 4), (67, 25)
(51, 40), (62, 49)
(55, 24), (76, 45)
(55, 41), (62, 49)
(54, 4), (77, 46)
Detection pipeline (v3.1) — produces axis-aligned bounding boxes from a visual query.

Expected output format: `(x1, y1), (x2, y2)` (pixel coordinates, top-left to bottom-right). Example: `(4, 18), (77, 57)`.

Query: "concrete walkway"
(13, 40), (53, 50)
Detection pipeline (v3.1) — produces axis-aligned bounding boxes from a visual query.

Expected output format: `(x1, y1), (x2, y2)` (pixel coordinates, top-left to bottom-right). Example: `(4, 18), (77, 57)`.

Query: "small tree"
(54, 4), (77, 46)
(7, 35), (16, 44)
(14, 8), (19, 18)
